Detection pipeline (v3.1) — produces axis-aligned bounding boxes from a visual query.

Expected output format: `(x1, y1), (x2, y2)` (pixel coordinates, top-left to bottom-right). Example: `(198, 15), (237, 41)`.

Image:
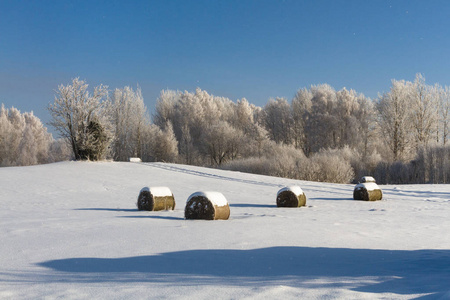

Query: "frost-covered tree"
(308, 84), (339, 152)
(263, 97), (293, 145)
(0, 105), (21, 165)
(153, 89), (179, 130)
(140, 122), (178, 163)
(153, 88), (239, 165)
(355, 94), (377, 159)
(430, 84), (450, 146)
(203, 121), (243, 166)
(112, 86), (149, 161)
(48, 138), (72, 162)
(0, 105), (52, 166)
(153, 90), (199, 163)
(233, 99), (253, 129)
(410, 74), (438, 149)
(178, 123), (197, 165)
(155, 121), (179, 163)
(292, 88), (312, 154)
(48, 78), (112, 161)
(19, 112), (52, 165)
(176, 90), (207, 148)
(291, 85), (377, 156)
(377, 79), (414, 161)
(334, 88), (360, 148)
(437, 85), (450, 145)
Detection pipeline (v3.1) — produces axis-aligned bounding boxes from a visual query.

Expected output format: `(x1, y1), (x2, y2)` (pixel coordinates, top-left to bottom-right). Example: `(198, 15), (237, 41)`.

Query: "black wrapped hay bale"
(353, 177), (382, 201)
(137, 186), (176, 211)
(276, 186), (306, 207)
(185, 191), (230, 220)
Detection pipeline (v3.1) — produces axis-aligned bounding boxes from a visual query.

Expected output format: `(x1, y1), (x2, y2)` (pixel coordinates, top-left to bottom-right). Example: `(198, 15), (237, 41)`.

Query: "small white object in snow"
(277, 185), (304, 197)
(129, 157), (142, 162)
(187, 191), (228, 207)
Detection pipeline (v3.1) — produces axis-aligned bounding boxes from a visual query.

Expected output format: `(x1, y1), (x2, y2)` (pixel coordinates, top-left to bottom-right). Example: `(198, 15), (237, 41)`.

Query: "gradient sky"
(1, 0), (450, 134)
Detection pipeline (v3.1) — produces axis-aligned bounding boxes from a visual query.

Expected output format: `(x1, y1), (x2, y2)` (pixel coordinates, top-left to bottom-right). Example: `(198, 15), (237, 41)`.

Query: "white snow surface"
(277, 185), (304, 197)
(188, 191), (228, 207)
(1, 161), (450, 299)
(355, 182), (380, 191)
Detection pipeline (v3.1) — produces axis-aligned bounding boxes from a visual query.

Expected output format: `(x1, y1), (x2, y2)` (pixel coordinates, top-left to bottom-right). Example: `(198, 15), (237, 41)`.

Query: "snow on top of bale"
(361, 176), (376, 183)
(355, 182), (379, 191)
(277, 185), (304, 197)
(188, 191), (228, 207)
(149, 186), (173, 197)
(140, 186), (173, 197)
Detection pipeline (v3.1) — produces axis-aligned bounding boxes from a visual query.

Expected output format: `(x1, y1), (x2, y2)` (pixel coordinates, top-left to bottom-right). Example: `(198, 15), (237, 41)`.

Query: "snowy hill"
(1, 161), (449, 299)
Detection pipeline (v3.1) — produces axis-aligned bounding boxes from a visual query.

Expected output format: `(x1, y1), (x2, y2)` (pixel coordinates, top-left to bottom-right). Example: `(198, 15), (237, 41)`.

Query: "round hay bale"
(137, 187), (176, 211)
(353, 182), (383, 201)
(185, 191), (230, 220)
(276, 186), (306, 207)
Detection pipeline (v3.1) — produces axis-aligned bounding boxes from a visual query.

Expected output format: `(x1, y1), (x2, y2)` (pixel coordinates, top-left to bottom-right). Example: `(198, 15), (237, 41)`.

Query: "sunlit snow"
(1, 161), (449, 299)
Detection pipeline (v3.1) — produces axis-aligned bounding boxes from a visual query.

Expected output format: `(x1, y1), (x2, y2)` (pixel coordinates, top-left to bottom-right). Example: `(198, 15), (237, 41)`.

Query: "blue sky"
(1, 0), (450, 133)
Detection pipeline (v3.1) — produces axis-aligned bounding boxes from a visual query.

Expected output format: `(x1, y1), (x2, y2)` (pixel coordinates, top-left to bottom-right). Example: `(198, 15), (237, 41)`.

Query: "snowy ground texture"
(1, 161), (450, 299)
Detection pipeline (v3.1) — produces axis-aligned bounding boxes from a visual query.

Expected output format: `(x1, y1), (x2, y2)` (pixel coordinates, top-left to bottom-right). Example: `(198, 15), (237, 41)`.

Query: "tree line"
(1, 74), (449, 184)
(0, 105), (70, 166)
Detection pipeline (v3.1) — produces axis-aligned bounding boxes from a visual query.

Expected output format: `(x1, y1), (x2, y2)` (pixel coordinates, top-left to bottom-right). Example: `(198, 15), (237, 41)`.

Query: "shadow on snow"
(119, 215), (184, 220)
(75, 208), (138, 212)
(37, 246), (450, 297)
(230, 203), (276, 208)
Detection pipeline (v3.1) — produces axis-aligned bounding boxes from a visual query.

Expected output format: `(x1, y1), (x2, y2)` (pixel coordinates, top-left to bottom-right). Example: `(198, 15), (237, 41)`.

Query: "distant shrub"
(223, 145), (354, 183)
(222, 156), (271, 175)
(222, 143), (305, 178)
(304, 151), (354, 183)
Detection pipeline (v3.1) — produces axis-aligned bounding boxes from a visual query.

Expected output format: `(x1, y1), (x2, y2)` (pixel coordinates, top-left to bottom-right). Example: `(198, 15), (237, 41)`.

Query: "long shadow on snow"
(74, 209), (184, 220)
(311, 197), (354, 201)
(230, 203), (276, 208)
(119, 215), (184, 220)
(38, 246), (450, 297)
(75, 208), (138, 212)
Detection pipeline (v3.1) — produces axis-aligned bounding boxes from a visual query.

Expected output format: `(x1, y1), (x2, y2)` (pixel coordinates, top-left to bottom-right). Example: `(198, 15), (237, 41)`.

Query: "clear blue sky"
(1, 0), (450, 134)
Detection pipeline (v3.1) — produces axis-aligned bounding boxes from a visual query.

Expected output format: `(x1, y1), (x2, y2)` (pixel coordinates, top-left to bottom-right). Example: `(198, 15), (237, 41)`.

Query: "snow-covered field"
(1, 161), (449, 299)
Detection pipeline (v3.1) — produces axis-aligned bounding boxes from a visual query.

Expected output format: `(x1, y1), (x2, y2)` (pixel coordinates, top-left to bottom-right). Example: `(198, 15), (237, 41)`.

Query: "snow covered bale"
(360, 176), (376, 183)
(353, 182), (383, 201)
(137, 187), (175, 211)
(185, 191), (230, 220)
(276, 185), (306, 207)
(129, 157), (142, 162)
